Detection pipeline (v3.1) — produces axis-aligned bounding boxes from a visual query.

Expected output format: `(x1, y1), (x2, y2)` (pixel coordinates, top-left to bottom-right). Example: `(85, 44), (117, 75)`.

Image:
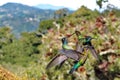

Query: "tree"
(0, 27), (14, 48)
(96, 0), (108, 8)
(38, 19), (54, 33)
(54, 8), (69, 19)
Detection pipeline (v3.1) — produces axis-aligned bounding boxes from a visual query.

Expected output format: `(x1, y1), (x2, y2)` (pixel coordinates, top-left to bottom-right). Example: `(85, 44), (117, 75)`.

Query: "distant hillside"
(35, 4), (74, 10)
(0, 3), (55, 36)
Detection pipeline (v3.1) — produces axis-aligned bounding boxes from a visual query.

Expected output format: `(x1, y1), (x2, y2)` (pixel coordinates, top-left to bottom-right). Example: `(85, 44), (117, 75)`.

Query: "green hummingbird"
(75, 30), (99, 60)
(69, 31), (99, 74)
(61, 37), (72, 49)
(82, 36), (99, 60)
(69, 53), (88, 74)
(46, 37), (83, 69)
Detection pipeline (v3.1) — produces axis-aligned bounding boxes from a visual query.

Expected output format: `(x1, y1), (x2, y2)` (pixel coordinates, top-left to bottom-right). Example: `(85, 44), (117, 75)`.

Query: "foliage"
(96, 0), (108, 8)
(38, 19), (55, 33)
(0, 30), (42, 68)
(0, 27), (14, 48)
(54, 8), (69, 19)
(66, 6), (100, 25)
(103, 8), (120, 18)
(72, 6), (99, 18)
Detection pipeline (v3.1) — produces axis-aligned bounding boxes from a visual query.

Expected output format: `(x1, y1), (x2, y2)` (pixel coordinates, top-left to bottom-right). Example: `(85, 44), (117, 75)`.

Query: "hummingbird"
(82, 36), (99, 60)
(69, 41), (99, 74)
(69, 53), (88, 74)
(75, 30), (99, 60)
(46, 37), (83, 69)
(69, 31), (99, 74)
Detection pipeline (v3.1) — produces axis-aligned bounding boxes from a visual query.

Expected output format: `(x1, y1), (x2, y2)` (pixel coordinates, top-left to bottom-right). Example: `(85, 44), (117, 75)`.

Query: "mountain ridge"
(35, 4), (74, 10)
(0, 2), (55, 36)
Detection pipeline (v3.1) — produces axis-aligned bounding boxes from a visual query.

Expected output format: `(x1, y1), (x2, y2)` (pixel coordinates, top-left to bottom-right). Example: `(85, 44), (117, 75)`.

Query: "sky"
(0, 0), (120, 10)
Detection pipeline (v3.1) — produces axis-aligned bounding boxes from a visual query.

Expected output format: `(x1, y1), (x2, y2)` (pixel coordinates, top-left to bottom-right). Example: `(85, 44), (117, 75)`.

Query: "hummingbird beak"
(66, 30), (81, 38)
(66, 32), (75, 38)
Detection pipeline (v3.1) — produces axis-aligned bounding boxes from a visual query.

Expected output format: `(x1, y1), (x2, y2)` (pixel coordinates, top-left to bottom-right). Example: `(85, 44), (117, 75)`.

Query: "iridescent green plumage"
(69, 53), (88, 74)
(62, 37), (72, 49)
(72, 60), (82, 70)
(69, 31), (99, 74)
(76, 32), (99, 60)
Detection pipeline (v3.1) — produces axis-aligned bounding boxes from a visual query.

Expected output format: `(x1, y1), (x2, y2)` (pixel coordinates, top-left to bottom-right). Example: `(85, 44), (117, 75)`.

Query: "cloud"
(0, 0), (120, 10)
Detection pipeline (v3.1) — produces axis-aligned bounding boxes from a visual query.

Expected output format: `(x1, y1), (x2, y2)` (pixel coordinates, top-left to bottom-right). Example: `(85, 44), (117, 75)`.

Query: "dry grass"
(0, 66), (19, 80)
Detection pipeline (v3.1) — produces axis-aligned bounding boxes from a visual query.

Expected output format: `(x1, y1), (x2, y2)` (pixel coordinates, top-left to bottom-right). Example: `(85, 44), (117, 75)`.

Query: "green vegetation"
(0, 4), (120, 80)
(72, 6), (99, 19)
(96, 0), (108, 8)
(38, 19), (55, 32)
(65, 6), (100, 25)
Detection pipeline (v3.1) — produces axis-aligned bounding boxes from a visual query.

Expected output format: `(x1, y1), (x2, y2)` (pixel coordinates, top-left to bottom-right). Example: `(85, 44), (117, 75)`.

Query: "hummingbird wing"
(46, 54), (67, 69)
(59, 49), (83, 61)
(87, 45), (99, 60)
(57, 60), (66, 69)
(75, 42), (84, 53)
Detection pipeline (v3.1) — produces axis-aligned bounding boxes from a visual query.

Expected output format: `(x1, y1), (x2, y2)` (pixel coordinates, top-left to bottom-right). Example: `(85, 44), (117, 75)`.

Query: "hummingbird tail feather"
(69, 68), (76, 74)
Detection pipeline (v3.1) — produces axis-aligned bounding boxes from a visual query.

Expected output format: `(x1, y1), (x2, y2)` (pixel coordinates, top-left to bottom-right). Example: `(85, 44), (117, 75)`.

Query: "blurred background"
(0, 0), (120, 80)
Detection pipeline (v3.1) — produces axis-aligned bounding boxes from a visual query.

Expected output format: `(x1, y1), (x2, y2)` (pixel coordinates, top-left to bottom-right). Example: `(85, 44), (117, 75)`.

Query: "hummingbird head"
(85, 36), (93, 42)
(61, 37), (68, 45)
(75, 30), (81, 36)
(83, 36), (94, 45)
